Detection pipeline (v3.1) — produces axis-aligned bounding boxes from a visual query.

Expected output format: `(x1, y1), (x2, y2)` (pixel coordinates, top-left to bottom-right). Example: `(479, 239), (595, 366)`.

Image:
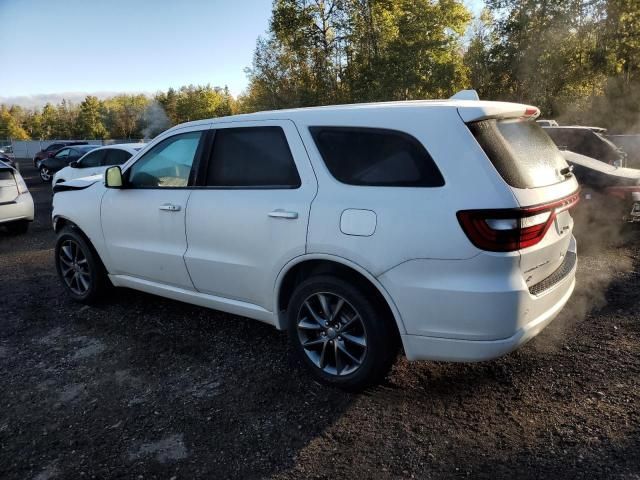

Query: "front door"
(101, 128), (206, 289)
(184, 120), (317, 311)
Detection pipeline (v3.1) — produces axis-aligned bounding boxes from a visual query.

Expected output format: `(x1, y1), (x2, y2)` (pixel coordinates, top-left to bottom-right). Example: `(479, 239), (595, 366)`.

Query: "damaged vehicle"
(51, 95), (579, 390)
(562, 150), (640, 223)
(544, 126), (627, 167)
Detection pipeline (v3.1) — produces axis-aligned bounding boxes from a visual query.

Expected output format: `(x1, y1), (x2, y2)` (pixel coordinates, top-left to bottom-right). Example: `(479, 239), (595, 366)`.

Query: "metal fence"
(2, 139), (146, 160)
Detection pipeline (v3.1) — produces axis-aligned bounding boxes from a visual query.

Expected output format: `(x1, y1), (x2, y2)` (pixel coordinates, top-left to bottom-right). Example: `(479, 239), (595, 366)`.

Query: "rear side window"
(469, 119), (569, 189)
(310, 127), (444, 187)
(205, 127), (301, 188)
(103, 149), (132, 166)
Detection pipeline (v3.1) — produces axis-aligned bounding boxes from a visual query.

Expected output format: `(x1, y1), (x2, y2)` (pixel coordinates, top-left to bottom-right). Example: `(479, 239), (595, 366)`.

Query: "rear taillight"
(13, 172), (29, 194)
(457, 192), (579, 252)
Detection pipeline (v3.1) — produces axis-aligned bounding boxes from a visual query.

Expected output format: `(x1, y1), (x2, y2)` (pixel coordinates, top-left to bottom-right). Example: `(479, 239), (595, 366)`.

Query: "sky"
(0, 0), (484, 106)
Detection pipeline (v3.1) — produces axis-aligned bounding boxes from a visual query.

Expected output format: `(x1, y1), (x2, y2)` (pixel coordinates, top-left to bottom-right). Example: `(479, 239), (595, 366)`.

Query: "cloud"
(0, 91), (151, 109)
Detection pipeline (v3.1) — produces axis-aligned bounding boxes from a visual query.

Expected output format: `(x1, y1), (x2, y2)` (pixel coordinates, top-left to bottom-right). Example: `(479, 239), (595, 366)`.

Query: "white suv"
(52, 98), (579, 389)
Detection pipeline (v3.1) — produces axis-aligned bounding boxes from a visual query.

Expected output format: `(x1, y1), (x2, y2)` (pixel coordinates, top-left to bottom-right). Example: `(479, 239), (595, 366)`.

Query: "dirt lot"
(1, 160), (639, 479)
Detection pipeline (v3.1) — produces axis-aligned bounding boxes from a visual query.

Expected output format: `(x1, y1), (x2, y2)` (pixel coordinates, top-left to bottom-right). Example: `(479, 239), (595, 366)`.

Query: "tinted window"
(54, 148), (70, 158)
(310, 127), (444, 187)
(469, 119), (569, 189)
(205, 127), (300, 187)
(103, 149), (132, 166)
(128, 131), (202, 188)
(79, 149), (106, 167)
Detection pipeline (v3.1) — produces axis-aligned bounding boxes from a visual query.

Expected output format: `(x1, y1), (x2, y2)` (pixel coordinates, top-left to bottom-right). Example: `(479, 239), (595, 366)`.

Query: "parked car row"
(33, 141), (89, 168)
(34, 143), (145, 184)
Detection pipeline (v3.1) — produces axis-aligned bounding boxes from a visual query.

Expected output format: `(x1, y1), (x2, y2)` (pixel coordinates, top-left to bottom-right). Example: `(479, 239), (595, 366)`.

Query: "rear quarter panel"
(298, 106), (518, 275)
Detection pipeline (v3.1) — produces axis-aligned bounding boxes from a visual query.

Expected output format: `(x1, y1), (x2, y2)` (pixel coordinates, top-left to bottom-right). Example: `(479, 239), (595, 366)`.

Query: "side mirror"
(105, 166), (124, 188)
(69, 161), (79, 168)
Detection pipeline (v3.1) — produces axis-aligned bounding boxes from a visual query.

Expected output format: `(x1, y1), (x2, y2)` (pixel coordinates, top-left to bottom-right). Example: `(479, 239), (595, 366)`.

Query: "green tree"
(0, 107), (30, 140)
(103, 95), (149, 138)
(242, 0), (472, 111)
(77, 96), (108, 139)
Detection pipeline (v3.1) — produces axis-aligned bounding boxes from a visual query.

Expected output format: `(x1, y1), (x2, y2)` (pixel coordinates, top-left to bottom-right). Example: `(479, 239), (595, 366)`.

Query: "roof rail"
(449, 89), (480, 101)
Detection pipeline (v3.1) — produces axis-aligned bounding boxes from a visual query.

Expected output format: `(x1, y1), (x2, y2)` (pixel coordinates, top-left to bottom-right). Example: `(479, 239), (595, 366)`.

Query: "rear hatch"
(0, 168), (18, 204)
(461, 109), (579, 290)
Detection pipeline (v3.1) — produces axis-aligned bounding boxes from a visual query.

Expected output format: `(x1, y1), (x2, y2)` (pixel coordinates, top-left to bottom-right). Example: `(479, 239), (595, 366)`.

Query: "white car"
(0, 161), (34, 234)
(51, 95), (579, 389)
(52, 143), (145, 187)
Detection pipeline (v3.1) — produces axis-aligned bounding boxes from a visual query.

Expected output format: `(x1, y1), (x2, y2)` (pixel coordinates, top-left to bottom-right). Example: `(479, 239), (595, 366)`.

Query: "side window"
(55, 148), (71, 158)
(79, 149), (105, 167)
(47, 144), (62, 152)
(205, 126), (301, 188)
(310, 127), (444, 187)
(103, 149), (132, 166)
(128, 131), (202, 188)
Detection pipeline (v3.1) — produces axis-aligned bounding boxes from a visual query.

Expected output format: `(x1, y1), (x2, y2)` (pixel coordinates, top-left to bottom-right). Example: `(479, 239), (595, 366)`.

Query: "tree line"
(0, 85), (236, 141)
(2, 0), (639, 141)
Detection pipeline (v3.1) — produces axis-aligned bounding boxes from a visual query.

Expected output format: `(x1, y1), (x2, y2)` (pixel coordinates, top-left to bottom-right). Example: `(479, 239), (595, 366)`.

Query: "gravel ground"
(1, 160), (639, 479)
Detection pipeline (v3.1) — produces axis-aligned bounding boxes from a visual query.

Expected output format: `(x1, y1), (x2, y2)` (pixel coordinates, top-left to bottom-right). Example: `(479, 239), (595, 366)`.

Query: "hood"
(562, 150), (640, 180)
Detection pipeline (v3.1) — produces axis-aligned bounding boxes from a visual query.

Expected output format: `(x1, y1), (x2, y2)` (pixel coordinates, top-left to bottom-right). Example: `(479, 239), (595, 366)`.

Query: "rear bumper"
(0, 193), (35, 224)
(379, 236), (577, 362)
(401, 277), (575, 361)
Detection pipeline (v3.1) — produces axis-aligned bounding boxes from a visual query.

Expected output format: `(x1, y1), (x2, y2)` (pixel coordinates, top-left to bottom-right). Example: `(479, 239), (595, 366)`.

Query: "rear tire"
(55, 227), (109, 304)
(287, 275), (399, 391)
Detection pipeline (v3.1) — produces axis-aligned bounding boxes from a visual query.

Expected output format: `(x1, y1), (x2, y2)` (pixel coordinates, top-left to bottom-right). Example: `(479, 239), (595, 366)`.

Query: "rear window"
(310, 127), (444, 187)
(469, 119), (569, 189)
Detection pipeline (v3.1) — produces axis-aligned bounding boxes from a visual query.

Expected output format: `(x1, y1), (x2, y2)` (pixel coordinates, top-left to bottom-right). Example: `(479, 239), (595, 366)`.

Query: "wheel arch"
(274, 254), (406, 336)
(53, 215), (110, 273)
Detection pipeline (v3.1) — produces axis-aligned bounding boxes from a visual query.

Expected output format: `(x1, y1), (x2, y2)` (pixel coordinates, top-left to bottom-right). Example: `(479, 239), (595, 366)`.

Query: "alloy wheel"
(58, 239), (91, 296)
(297, 292), (367, 376)
(40, 167), (51, 181)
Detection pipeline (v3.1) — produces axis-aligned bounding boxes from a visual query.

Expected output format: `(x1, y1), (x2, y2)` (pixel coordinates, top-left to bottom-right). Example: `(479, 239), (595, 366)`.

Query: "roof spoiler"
(450, 89), (480, 101)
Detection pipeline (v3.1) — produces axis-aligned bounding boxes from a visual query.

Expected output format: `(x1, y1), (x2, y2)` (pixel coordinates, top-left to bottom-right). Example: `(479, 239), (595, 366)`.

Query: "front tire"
(40, 166), (52, 182)
(55, 227), (108, 304)
(287, 275), (399, 391)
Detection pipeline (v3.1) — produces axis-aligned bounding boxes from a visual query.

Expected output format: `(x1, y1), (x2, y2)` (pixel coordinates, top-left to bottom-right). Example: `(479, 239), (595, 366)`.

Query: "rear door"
(184, 120), (317, 311)
(467, 116), (579, 288)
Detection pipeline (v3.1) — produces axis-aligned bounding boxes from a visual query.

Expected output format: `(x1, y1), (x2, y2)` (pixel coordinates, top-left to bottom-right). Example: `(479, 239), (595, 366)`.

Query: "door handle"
(268, 209), (298, 219)
(159, 203), (181, 212)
